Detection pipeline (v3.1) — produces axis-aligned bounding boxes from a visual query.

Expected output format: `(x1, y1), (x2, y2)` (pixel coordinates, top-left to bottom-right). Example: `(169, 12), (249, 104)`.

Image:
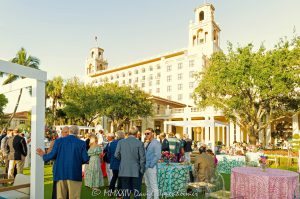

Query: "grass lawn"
(21, 165), (230, 199)
(18, 163), (298, 198)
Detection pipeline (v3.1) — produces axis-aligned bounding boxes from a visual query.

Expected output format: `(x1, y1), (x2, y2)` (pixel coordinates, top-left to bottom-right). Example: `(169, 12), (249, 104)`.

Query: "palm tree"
(46, 76), (63, 125)
(1, 47), (40, 133)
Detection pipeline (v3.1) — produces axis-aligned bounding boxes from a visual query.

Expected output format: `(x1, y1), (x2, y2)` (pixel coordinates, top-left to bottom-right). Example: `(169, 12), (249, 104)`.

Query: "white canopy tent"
(0, 60), (46, 199)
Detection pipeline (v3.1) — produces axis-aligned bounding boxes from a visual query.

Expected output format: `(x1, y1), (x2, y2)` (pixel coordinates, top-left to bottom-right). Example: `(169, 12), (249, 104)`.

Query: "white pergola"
(164, 119), (230, 150)
(0, 60), (46, 199)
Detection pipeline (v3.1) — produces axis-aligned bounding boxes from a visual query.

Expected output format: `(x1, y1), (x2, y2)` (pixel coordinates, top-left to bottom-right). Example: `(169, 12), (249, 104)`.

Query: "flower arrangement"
(161, 151), (177, 163)
(259, 155), (268, 172)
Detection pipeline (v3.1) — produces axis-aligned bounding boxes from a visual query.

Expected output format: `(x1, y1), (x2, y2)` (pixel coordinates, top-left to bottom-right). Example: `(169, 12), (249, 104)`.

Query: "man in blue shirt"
(144, 128), (161, 199)
(37, 125), (89, 199)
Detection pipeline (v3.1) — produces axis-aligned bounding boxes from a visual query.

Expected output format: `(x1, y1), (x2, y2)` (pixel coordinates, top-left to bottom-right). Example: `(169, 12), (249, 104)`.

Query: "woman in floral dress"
(85, 134), (104, 190)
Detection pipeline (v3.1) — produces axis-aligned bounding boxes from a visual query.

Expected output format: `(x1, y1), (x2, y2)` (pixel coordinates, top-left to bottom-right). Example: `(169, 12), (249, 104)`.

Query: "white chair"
(205, 170), (231, 199)
(0, 174), (30, 199)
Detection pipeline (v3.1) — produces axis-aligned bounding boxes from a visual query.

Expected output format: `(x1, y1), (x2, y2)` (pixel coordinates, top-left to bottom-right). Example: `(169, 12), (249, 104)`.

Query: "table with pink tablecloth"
(230, 167), (299, 199)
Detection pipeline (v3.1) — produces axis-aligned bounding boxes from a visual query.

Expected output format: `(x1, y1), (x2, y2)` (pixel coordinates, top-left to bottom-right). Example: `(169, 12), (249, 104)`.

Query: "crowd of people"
(35, 125), (199, 199)
(0, 128), (29, 179)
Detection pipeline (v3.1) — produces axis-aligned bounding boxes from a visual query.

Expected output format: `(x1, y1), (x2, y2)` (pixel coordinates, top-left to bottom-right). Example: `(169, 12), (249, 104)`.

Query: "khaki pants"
(57, 180), (82, 199)
(8, 159), (25, 179)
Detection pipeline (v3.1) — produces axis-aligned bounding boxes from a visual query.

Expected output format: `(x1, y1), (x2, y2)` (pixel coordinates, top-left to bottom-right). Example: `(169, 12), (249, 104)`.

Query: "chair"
(0, 174), (30, 199)
(204, 170), (231, 199)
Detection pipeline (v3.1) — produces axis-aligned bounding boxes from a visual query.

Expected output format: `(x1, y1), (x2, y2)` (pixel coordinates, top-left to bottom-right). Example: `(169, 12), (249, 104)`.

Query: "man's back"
(7, 135), (27, 160)
(115, 136), (145, 178)
(194, 153), (215, 182)
(43, 135), (89, 181)
(168, 137), (181, 154)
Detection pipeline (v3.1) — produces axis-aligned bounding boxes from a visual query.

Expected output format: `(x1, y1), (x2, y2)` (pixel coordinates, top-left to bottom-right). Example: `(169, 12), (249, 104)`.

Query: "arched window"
(199, 11), (204, 21)
(91, 51), (94, 58)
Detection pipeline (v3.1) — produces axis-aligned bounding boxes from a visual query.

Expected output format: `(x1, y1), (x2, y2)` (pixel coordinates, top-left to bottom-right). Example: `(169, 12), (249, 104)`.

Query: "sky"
(1, 0), (300, 113)
(1, 0), (300, 80)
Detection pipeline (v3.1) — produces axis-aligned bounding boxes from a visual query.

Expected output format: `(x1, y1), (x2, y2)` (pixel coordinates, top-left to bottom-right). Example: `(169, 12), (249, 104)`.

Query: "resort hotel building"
(84, 3), (300, 148)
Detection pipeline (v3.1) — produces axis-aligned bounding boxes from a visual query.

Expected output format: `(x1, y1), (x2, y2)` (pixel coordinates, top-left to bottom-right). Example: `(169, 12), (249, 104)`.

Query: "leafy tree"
(46, 76), (64, 125)
(100, 83), (153, 132)
(194, 37), (300, 144)
(0, 94), (8, 126)
(1, 47), (40, 132)
(62, 77), (102, 126)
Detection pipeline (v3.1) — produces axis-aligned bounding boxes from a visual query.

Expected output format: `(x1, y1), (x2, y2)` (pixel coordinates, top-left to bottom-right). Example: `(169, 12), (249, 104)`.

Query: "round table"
(231, 167), (299, 199)
(157, 163), (192, 197)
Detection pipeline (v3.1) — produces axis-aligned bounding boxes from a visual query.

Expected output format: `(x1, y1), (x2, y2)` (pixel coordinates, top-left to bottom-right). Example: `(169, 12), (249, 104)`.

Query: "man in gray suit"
(115, 126), (146, 199)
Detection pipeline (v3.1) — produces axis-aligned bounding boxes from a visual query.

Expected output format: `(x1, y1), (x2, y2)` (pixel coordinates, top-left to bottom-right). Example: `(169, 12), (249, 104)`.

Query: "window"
(20, 120), (25, 124)
(156, 88), (160, 93)
(141, 83), (145, 88)
(128, 71), (132, 76)
(156, 73), (161, 78)
(135, 77), (139, 82)
(91, 51), (94, 58)
(149, 81), (152, 86)
(135, 69), (138, 74)
(167, 65), (172, 72)
(178, 94), (183, 101)
(178, 63), (183, 70)
(128, 79), (132, 84)
(189, 82), (194, 88)
(178, 84), (182, 90)
(142, 68), (145, 73)
(199, 11), (204, 21)
(178, 73), (182, 80)
(98, 52), (101, 57)
(122, 73), (125, 77)
(122, 80), (125, 84)
(189, 60), (194, 67)
(110, 75), (113, 80)
(167, 75), (172, 82)
(149, 74), (153, 80)
(116, 74), (119, 79)
(167, 96), (172, 100)
(167, 86), (172, 92)
(156, 64), (161, 70)
(189, 71), (194, 78)
(156, 80), (160, 85)
(149, 66), (153, 71)
(142, 76), (145, 81)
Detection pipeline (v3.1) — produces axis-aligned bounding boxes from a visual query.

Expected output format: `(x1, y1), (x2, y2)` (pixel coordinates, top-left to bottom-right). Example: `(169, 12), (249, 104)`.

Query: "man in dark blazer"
(159, 132), (170, 152)
(115, 126), (146, 199)
(37, 125), (89, 199)
(7, 128), (27, 179)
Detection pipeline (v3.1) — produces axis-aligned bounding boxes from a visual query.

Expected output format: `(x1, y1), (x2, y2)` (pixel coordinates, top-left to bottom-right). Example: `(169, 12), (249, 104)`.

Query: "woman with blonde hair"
(85, 134), (104, 190)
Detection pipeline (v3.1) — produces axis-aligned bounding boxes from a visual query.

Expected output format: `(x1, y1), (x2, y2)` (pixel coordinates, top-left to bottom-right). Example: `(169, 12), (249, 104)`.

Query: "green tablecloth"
(217, 155), (245, 174)
(157, 163), (192, 197)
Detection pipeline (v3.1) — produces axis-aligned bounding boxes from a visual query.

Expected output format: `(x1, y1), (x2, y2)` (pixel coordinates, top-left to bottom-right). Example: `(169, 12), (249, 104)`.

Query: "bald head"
(61, 126), (69, 137)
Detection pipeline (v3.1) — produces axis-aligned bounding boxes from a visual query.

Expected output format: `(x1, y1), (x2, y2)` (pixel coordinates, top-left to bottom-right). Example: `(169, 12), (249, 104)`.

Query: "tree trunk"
(249, 135), (256, 145)
(248, 126), (257, 145)
(1, 88), (23, 134)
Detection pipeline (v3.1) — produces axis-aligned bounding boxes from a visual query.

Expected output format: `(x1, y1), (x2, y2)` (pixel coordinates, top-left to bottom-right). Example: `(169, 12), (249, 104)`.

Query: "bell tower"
(188, 3), (221, 55)
(85, 45), (108, 76)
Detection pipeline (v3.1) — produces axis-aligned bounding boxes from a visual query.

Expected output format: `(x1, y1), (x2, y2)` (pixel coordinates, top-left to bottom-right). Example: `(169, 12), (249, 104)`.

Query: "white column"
(31, 79), (45, 199)
(226, 126), (230, 146)
(163, 122), (167, 133)
(236, 124), (241, 142)
(205, 126), (209, 144)
(230, 122), (235, 145)
(293, 113), (299, 135)
(211, 118), (215, 152)
(222, 127), (226, 145)
(187, 118), (192, 139)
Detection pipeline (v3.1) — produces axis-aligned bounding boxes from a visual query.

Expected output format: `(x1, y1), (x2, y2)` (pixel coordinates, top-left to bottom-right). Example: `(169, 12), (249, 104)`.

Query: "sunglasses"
(145, 132), (151, 135)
